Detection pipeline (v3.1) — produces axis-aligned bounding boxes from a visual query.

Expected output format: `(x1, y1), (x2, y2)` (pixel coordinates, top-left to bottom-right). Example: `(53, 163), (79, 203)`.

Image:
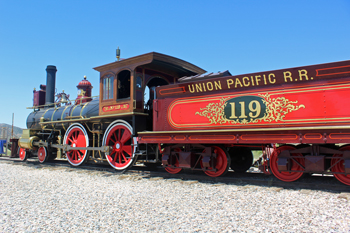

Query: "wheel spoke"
(123, 145), (132, 156)
(118, 152), (122, 163)
(113, 131), (118, 142)
(103, 122), (135, 170)
(77, 150), (83, 160)
(109, 137), (116, 144)
(113, 151), (118, 162)
(121, 130), (131, 144)
(121, 152), (128, 162)
(68, 138), (74, 144)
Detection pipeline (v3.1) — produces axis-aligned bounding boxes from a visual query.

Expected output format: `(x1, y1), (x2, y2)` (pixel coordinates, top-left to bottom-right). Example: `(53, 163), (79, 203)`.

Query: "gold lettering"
(230, 102), (237, 119)
(250, 76), (255, 86)
(239, 101), (247, 118)
(235, 78), (243, 88)
(268, 73), (276, 84)
(255, 75), (261, 86)
(242, 77), (250, 87)
(188, 84), (195, 93)
(214, 81), (222, 90)
(263, 74), (267, 85)
(195, 83), (203, 92)
(298, 69), (309, 81)
(284, 71), (293, 82)
(248, 100), (261, 118)
(207, 82), (214, 91)
(202, 83), (206, 92)
(227, 79), (234, 89)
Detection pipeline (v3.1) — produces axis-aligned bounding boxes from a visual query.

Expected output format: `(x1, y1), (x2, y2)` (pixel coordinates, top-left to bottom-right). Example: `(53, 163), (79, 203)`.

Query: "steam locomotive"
(18, 51), (350, 186)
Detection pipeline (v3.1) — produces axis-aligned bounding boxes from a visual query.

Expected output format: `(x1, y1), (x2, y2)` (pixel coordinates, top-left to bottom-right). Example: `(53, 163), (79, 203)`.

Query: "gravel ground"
(0, 161), (350, 232)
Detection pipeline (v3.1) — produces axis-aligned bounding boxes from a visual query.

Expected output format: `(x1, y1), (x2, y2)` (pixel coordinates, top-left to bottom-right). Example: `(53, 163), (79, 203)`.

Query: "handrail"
(26, 96), (99, 109)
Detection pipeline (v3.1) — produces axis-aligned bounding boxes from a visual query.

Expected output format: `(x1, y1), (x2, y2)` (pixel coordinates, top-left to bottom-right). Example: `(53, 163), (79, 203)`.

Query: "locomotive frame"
(18, 51), (350, 186)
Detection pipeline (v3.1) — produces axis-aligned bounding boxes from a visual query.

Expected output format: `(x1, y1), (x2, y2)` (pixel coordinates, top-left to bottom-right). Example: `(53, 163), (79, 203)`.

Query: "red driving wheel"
(103, 121), (136, 170)
(64, 123), (89, 166)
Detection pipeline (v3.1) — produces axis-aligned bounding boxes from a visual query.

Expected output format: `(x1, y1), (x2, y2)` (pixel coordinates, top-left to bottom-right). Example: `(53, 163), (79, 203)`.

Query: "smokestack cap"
(46, 65), (57, 71)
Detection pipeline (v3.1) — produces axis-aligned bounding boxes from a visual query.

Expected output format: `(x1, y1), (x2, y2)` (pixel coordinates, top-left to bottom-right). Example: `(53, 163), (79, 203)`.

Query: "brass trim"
(90, 112), (148, 119)
(51, 107), (59, 128)
(138, 125), (350, 135)
(61, 105), (71, 131)
(41, 108), (51, 130)
(26, 96), (99, 109)
(40, 118), (91, 124)
(39, 112), (149, 124)
(70, 104), (79, 117)
(80, 101), (90, 116)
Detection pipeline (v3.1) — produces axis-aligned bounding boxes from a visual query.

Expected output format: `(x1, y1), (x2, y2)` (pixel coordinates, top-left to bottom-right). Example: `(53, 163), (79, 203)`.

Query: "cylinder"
(45, 65), (57, 108)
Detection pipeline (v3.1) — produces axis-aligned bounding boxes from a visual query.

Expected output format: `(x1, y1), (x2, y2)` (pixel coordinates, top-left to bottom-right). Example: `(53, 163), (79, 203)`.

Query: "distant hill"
(0, 123), (23, 139)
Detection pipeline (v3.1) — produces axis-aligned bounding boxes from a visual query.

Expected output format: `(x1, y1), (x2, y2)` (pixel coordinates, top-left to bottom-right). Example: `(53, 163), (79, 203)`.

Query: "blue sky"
(1, 0), (350, 128)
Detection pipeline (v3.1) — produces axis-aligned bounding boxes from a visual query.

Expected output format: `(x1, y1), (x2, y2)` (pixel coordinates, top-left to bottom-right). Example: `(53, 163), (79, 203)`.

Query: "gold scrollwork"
(195, 93), (305, 124)
(259, 93), (305, 122)
(195, 97), (230, 124)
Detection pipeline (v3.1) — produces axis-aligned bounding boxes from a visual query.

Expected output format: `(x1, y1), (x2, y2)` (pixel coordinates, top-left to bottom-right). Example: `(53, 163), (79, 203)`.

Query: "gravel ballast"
(0, 161), (349, 232)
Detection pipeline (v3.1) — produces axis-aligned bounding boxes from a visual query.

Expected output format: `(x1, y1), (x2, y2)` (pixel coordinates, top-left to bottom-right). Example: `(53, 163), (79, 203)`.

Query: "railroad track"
(1, 157), (349, 192)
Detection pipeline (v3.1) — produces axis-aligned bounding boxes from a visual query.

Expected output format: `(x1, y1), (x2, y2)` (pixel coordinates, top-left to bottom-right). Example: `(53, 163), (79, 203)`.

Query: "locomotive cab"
(93, 52), (206, 131)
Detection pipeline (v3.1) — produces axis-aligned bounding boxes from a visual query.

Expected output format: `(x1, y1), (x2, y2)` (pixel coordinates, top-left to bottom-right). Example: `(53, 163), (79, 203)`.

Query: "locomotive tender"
(18, 51), (350, 186)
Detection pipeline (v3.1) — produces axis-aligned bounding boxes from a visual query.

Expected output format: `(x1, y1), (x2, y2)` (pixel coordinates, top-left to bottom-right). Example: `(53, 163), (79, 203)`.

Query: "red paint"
(19, 148), (27, 161)
(269, 145), (304, 182)
(331, 146), (350, 186)
(105, 124), (133, 169)
(38, 146), (47, 163)
(65, 126), (88, 165)
(153, 81), (350, 131)
(200, 146), (229, 177)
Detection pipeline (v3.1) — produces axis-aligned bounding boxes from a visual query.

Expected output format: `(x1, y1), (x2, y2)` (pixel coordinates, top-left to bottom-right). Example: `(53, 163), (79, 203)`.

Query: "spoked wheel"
(164, 148), (182, 174)
(37, 146), (47, 163)
(102, 120), (136, 170)
(270, 145), (304, 182)
(63, 123), (89, 166)
(229, 147), (254, 173)
(201, 146), (230, 177)
(331, 145), (350, 186)
(19, 148), (27, 161)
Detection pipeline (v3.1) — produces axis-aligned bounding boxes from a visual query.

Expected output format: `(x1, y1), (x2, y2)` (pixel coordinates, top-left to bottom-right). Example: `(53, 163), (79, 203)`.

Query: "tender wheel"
(270, 145), (304, 182)
(164, 148), (182, 174)
(229, 147), (254, 173)
(19, 148), (27, 161)
(37, 147), (47, 163)
(201, 146), (230, 177)
(331, 145), (350, 186)
(63, 123), (89, 166)
(102, 120), (136, 170)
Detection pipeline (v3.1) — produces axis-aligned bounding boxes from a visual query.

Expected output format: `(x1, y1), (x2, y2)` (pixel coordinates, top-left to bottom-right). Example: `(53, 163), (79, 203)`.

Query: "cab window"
(102, 74), (114, 100)
(117, 70), (131, 99)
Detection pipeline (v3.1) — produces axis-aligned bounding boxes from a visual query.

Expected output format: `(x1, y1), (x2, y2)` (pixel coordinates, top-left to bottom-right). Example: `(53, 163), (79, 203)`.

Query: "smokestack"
(45, 65), (57, 108)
